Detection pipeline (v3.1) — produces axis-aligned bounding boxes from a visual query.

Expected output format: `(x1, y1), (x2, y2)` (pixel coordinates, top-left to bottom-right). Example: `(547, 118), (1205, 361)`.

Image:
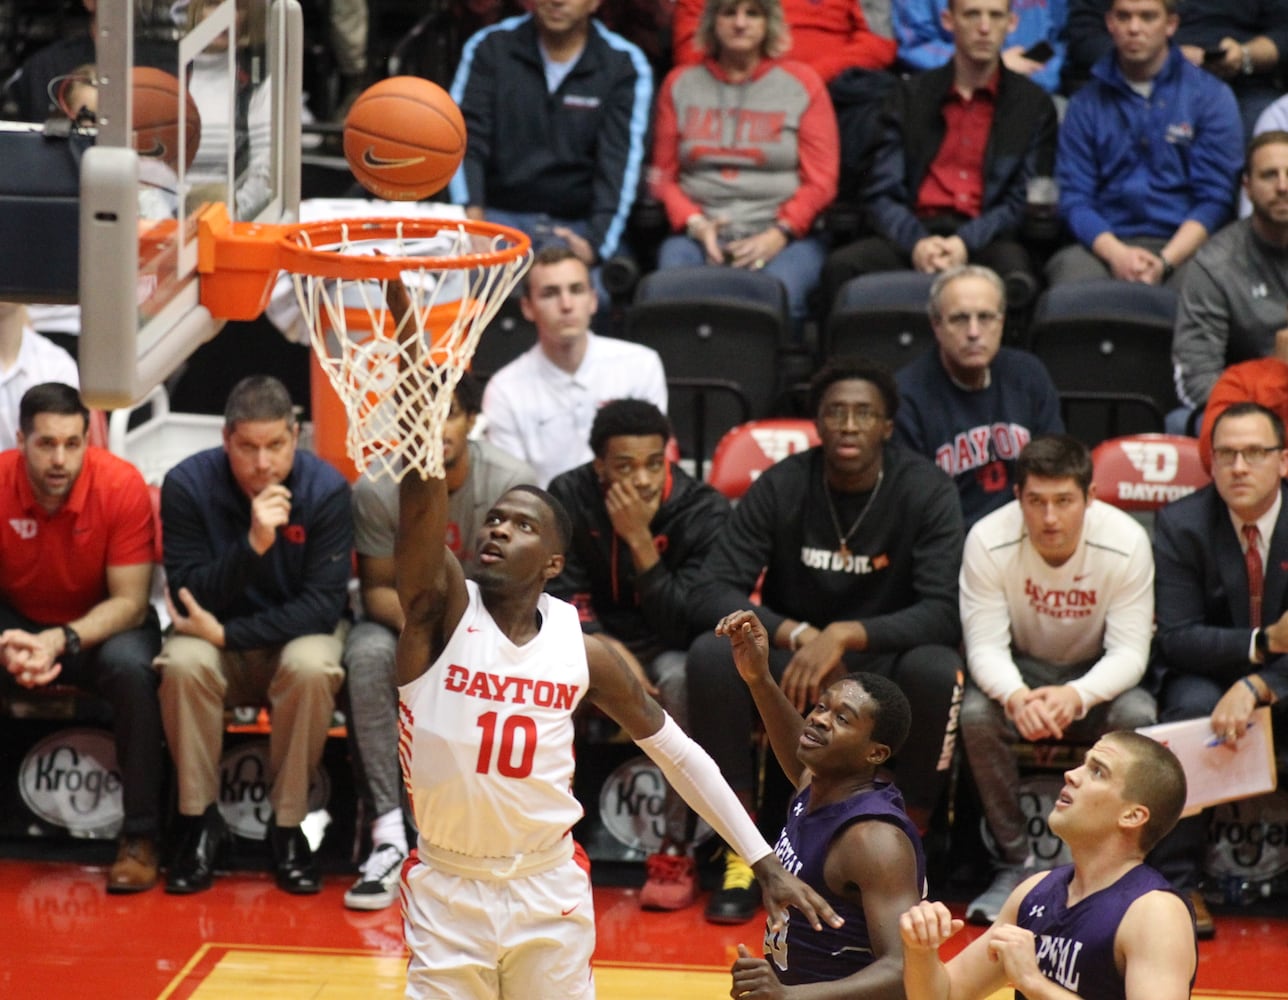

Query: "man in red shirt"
(819, 0), (1056, 319)
(0, 382), (162, 892)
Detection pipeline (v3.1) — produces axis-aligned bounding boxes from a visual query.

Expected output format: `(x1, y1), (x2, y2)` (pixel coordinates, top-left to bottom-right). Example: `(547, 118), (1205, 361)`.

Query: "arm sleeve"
(1065, 0), (1113, 78)
(634, 491), (731, 647)
(1183, 83), (1244, 236)
(863, 86), (931, 253)
(650, 70), (705, 230)
(1056, 93), (1114, 249)
(1067, 535), (1154, 710)
(892, 0), (956, 72)
(670, 0), (704, 68)
(635, 714), (772, 865)
(1172, 257), (1230, 409)
(776, 65), (840, 236)
(1260, 0), (1288, 77)
(106, 468), (158, 567)
(481, 372), (529, 468)
(959, 528), (1028, 704)
(589, 47), (653, 260)
(448, 30), (497, 206)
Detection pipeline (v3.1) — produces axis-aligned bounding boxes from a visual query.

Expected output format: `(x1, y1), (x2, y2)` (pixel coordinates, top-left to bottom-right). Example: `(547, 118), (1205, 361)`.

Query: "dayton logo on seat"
(1116, 440), (1197, 504)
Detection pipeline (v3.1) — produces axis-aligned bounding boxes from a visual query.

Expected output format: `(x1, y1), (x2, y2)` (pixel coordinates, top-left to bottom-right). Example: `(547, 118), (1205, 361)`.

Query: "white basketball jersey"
(398, 580), (589, 860)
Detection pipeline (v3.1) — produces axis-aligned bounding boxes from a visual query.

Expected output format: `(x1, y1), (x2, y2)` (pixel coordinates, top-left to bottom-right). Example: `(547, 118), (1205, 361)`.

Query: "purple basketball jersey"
(1016, 862), (1196, 1000)
(766, 780), (926, 986)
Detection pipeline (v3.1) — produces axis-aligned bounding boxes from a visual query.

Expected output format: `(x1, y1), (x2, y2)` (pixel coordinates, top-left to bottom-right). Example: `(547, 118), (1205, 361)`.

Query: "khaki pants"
(156, 630), (345, 827)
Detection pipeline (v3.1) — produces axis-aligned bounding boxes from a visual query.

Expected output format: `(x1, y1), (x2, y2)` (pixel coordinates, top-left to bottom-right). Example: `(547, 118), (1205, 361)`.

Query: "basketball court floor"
(1, 852), (1284, 999)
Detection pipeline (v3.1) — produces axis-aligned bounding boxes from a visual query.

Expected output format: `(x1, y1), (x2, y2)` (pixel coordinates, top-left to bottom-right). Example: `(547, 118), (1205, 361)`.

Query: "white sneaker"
(966, 865), (1034, 925)
(344, 843), (407, 911)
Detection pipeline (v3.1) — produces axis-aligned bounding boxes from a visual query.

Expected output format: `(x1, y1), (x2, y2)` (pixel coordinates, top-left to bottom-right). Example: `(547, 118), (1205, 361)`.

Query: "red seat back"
(1091, 434), (1211, 511)
(707, 419), (820, 501)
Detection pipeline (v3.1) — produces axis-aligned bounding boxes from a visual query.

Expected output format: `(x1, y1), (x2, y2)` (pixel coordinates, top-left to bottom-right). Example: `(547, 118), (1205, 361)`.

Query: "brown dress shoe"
(108, 835), (159, 894)
(1189, 890), (1216, 940)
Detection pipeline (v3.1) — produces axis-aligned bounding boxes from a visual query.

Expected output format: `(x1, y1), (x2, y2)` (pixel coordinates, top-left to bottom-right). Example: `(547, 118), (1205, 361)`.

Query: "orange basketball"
(343, 76), (467, 201)
(131, 67), (201, 173)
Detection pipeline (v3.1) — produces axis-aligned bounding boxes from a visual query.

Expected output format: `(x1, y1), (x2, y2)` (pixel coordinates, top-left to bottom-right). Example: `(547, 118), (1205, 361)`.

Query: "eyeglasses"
(1212, 445), (1283, 467)
(942, 311), (1003, 331)
(820, 404), (886, 429)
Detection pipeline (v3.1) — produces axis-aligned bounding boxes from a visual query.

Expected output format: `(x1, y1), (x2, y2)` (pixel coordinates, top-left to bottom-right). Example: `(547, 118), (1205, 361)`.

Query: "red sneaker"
(639, 852), (698, 911)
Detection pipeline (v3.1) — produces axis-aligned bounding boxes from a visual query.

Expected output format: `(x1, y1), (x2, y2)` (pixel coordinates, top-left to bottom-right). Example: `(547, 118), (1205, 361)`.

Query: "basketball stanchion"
(196, 204), (532, 480)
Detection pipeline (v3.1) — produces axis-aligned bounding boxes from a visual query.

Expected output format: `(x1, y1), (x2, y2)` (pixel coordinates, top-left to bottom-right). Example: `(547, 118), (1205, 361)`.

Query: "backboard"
(79, 0), (302, 408)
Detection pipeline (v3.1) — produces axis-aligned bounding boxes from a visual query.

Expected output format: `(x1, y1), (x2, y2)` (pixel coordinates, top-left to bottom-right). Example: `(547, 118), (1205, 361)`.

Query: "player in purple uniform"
(718, 608), (926, 998)
(898, 731), (1196, 1000)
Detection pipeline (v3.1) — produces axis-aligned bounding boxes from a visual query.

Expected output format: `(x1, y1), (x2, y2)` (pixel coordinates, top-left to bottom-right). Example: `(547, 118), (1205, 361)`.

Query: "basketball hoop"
(197, 205), (532, 481)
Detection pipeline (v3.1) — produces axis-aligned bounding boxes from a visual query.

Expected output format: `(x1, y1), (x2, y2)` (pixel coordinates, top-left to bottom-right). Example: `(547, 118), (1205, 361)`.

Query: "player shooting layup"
(388, 284), (839, 999)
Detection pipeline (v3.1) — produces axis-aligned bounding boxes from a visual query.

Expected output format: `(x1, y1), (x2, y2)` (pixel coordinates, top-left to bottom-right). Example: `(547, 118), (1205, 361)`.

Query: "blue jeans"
(657, 233), (827, 334)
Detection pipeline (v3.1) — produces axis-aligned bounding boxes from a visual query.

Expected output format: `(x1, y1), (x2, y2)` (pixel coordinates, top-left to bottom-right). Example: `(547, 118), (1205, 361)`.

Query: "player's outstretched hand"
(752, 855), (843, 934)
(729, 944), (785, 1000)
(715, 610), (771, 687)
(899, 900), (964, 953)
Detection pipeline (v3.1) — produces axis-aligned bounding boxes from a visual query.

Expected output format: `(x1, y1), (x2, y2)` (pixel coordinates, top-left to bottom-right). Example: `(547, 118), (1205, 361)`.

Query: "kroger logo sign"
(217, 740), (331, 841)
(19, 728), (123, 837)
(597, 755), (712, 855)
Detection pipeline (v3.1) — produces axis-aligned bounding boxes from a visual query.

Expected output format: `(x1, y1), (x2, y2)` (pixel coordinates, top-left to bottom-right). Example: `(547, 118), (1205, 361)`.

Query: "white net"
(287, 220), (531, 481)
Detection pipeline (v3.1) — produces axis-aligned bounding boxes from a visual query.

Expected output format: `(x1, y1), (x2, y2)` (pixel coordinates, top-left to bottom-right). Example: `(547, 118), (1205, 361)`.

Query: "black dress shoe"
(166, 806), (226, 895)
(270, 825), (322, 894)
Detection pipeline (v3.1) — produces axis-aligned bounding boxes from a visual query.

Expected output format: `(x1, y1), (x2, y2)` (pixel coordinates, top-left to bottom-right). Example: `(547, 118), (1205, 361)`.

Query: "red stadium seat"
(1091, 433), (1211, 512)
(707, 418), (820, 501)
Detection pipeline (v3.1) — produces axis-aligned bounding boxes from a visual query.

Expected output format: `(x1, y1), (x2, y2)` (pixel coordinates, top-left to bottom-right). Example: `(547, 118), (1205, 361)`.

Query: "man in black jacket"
(819, 0), (1056, 319)
(547, 398), (729, 911)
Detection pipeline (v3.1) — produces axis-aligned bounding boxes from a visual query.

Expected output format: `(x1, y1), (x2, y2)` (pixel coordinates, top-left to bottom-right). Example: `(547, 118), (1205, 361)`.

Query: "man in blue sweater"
(895, 265), (1063, 529)
(1047, 0), (1243, 287)
(156, 376), (352, 896)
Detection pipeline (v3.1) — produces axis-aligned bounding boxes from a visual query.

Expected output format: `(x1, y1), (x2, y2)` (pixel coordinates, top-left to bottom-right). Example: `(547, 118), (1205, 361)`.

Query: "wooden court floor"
(0, 856), (1284, 999)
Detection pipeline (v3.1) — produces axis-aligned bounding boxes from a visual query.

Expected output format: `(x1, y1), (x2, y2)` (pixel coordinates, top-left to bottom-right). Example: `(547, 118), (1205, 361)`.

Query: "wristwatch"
(61, 625), (81, 657)
(1241, 44), (1255, 76)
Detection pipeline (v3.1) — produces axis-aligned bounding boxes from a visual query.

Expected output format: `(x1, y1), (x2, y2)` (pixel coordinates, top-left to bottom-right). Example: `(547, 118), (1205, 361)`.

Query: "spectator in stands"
(958, 433), (1156, 925)
(892, 0), (1069, 96)
(685, 356), (965, 924)
(329, 0), (368, 118)
(1047, 0), (1243, 288)
(482, 246), (667, 487)
(1149, 401), (1288, 939)
(547, 399), (730, 911)
(894, 266), (1063, 530)
(1063, 0), (1113, 91)
(155, 375), (351, 896)
(0, 303), (79, 450)
(447, 0), (653, 281)
(649, 0), (838, 330)
(0, 383), (162, 893)
(1172, 131), (1288, 434)
(1197, 357), (1288, 473)
(819, 0), (1056, 320)
(671, 0), (897, 203)
(341, 373), (533, 911)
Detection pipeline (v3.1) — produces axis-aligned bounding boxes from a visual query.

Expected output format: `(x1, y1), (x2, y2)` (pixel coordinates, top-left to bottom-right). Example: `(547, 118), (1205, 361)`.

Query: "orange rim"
(275, 216), (532, 280)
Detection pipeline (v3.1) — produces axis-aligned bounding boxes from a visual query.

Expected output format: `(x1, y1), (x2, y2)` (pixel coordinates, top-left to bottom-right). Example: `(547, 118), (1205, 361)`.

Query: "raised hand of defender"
(752, 854), (843, 934)
(716, 610), (771, 687)
(730, 944), (786, 1000)
(249, 483), (292, 554)
(900, 900), (964, 954)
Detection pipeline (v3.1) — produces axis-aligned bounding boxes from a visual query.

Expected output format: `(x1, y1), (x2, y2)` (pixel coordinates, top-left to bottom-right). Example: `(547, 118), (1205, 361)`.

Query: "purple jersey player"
(717, 608), (926, 997)
(899, 731), (1197, 1000)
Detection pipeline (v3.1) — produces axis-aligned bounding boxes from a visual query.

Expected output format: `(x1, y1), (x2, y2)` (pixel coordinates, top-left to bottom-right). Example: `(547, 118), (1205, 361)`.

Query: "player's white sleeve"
(635, 714), (772, 866)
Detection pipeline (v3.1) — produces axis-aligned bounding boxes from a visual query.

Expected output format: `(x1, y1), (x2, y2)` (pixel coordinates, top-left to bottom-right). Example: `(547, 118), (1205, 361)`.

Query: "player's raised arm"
(390, 277), (467, 685)
(582, 633), (843, 934)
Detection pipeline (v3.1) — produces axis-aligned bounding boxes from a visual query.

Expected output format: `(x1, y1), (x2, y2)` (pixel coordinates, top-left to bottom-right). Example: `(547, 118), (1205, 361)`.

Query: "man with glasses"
(1149, 401), (1288, 938)
(686, 355), (966, 923)
(959, 434), (1156, 925)
(894, 265), (1063, 529)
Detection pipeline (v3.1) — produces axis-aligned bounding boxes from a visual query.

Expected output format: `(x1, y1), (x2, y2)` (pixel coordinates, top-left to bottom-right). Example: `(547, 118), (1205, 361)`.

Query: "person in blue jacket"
(1046, 0), (1243, 288)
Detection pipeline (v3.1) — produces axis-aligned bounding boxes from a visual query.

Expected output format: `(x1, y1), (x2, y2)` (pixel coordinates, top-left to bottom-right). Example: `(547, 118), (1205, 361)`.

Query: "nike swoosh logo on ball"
(362, 147), (427, 169)
(137, 139), (166, 157)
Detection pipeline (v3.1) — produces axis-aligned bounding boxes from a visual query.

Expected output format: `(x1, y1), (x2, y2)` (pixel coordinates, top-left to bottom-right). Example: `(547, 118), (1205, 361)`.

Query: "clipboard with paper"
(1137, 707), (1277, 817)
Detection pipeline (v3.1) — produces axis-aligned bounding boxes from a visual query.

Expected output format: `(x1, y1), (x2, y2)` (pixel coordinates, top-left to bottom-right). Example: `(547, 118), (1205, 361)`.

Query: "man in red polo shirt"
(0, 382), (162, 892)
(819, 0), (1057, 319)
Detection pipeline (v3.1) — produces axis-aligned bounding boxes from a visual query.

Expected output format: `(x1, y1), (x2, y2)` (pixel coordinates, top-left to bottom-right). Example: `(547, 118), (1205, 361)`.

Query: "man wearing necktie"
(1151, 400), (1288, 937)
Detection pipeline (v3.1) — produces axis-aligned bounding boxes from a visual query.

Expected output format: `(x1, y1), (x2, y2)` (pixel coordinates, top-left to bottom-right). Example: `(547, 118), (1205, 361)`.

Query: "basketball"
(343, 76), (466, 201)
(131, 66), (201, 173)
